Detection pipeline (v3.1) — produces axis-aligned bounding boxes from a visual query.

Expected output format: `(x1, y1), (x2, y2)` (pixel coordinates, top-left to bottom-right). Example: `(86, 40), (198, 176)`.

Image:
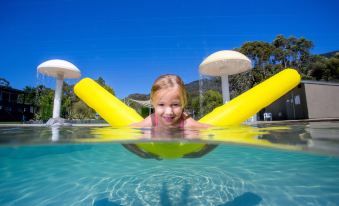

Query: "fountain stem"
(221, 75), (230, 103)
(37, 59), (80, 126)
(53, 73), (64, 118)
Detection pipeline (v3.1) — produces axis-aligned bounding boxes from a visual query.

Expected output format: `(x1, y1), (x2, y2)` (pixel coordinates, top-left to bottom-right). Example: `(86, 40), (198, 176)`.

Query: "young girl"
(131, 74), (210, 129)
(126, 75), (216, 159)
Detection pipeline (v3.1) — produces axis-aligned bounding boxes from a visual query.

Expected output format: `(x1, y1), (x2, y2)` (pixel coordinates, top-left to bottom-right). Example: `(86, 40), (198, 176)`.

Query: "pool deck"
(0, 123), (110, 127)
(1, 118), (338, 127)
(249, 118), (339, 125)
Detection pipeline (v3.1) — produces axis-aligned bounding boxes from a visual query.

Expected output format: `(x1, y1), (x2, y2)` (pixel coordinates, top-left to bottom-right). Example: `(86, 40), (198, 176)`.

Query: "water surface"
(0, 121), (339, 206)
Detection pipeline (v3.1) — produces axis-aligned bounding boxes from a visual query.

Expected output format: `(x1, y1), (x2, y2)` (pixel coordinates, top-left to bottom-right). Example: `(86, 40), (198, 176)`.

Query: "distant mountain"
(185, 77), (222, 97)
(125, 77), (222, 100)
(319, 50), (338, 58)
(126, 93), (149, 100)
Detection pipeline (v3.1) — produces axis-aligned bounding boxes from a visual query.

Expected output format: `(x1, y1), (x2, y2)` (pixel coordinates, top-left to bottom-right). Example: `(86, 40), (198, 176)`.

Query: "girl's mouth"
(162, 116), (175, 123)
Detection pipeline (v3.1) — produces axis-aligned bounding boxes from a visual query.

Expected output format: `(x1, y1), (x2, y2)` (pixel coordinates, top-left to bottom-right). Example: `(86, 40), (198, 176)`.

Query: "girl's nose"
(164, 106), (173, 114)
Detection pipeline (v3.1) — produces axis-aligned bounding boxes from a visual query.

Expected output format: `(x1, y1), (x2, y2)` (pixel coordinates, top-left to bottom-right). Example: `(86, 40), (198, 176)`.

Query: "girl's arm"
(129, 115), (152, 127)
(185, 117), (211, 128)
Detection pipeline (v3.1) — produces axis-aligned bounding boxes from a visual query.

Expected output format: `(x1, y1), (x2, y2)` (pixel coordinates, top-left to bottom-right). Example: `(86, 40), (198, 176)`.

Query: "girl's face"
(152, 87), (184, 127)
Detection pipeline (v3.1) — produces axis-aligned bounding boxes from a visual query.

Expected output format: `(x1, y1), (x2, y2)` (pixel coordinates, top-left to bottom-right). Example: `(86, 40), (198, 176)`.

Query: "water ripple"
(91, 167), (245, 206)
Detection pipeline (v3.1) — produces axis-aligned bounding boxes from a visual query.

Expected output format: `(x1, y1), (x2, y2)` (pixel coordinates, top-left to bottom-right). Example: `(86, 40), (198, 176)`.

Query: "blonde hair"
(150, 74), (188, 108)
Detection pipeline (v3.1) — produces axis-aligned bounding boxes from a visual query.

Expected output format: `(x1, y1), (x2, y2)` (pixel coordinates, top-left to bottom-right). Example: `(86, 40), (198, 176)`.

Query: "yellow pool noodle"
(74, 68), (300, 127)
(199, 68), (301, 126)
(74, 69), (301, 158)
(74, 78), (143, 126)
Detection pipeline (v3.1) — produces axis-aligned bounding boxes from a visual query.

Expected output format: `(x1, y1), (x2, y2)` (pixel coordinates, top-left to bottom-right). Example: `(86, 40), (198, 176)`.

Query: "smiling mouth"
(163, 116), (174, 122)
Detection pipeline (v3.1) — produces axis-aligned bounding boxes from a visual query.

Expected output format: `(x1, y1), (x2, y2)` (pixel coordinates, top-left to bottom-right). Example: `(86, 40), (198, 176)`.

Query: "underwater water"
(0, 121), (339, 206)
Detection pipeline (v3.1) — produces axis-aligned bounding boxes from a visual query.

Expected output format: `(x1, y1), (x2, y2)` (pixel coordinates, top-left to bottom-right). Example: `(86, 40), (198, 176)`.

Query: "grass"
(0, 121), (22, 124)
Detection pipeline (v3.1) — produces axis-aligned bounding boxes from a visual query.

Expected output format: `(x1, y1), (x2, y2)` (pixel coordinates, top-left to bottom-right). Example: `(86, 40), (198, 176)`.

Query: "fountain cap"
(199, 50), (252, 76)
(37, 59), (81, 78)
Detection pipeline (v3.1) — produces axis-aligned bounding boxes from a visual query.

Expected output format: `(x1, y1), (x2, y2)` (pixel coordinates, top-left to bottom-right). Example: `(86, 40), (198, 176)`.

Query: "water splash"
(199, 74), (204, 118)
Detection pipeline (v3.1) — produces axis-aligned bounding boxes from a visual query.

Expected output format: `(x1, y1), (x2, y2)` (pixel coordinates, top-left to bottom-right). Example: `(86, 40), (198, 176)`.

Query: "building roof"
(0, 86), (24, 93)
(302, 80), (339, 86)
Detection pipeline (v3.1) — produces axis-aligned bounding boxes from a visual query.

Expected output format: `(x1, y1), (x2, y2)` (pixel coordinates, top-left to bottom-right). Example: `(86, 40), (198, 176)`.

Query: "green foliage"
(232, 34), (326, 96)
(189, 90), (223, 118)
(271, 35), (313, 71)
(200, 90), (223, 115)
(67, 77), (115, 119)
(22, 86), (37, 104)
(238, 41), (274, 68)
(71, 100), (95, 119)
(308, 53), (339, 81)
(19, 77), (115, 121)
(140, 107), (151, 118)
(38, 95), (53, 121)
(189, 96), (200, 118)
(96, 77), (115, 95)
(33, 86), (54, 121)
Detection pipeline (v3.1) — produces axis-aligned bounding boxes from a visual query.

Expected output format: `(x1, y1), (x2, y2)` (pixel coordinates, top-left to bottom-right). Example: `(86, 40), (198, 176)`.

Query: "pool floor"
(1, 143), (339, 206)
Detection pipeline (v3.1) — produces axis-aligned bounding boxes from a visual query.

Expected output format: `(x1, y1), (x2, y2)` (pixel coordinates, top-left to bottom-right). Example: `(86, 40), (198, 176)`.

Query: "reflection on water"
(51, 126), (59, 142)
(305, 122), (339, 154)
(0, 121), (339, 156)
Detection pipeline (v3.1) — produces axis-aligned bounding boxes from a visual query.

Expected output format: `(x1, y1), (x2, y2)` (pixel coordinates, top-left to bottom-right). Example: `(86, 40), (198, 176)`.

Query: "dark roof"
(302, 80), (339, 86)
(0, 86), (24, 93)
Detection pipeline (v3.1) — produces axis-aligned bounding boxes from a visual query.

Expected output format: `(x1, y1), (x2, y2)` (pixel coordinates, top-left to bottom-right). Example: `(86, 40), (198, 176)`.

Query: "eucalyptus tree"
(308, 53), (339, 81)
(272, 35), (313, 74)
(238, 41), (274, 70)
(232, 35), (314, 97)
(96, 76), (115, 95)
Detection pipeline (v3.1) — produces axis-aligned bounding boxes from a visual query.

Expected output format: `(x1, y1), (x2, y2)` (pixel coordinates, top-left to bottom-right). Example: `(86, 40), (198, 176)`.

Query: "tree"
(238, 41), (274, 70)
(96, 77), (115, 95)
(231, 35), (315, 97)
(18, 86), (37, 105)
(61, 82), (77, 119)
(326, 53), (339, 80)
(35, 86), (54, 121)
(66, 77), (115, 119)
(201, 90), (223, 115)
(71, 101), (95, 119)
(272, 35), (313, 74)
(190, 90), (223, 118)
(308, 53), (339, 81)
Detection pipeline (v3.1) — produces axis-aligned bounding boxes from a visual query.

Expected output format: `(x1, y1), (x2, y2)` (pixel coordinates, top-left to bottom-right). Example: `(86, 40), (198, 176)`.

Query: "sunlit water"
(0, 122), (339, 206)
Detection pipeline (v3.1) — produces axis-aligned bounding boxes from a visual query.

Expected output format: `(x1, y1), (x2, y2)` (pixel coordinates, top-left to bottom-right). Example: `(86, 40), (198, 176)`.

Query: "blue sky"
(1, 0), (338, 98)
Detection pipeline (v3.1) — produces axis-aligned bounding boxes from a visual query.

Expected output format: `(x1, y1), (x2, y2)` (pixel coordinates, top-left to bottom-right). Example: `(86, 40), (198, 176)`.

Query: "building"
(259, 81), (339, 121)
(0, 85), (35, 122)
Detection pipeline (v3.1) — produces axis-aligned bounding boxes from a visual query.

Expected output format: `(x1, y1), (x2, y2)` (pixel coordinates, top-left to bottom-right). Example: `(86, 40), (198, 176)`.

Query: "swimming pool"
(0, 121), (339, 205)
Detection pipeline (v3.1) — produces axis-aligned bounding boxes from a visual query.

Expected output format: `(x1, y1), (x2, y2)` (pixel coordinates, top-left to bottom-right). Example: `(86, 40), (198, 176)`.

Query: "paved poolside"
(1, 118), (338, 127)
(0, 123), (110, 127)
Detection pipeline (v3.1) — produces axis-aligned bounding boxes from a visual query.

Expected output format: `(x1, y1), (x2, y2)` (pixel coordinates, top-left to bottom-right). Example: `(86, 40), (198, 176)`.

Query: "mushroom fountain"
(37, 59), (81, 125)
(199, 50), (252, 103)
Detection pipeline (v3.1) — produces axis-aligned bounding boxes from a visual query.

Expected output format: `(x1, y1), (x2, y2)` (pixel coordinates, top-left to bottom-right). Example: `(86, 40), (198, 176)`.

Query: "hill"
(125, 77), (222, 100)
(319, 50), (339, 58)
(185, 77), (222, 97)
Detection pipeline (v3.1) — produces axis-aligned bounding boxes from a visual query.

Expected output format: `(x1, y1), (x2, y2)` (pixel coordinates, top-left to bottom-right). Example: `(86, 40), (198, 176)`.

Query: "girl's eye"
(157, 103), (164, 107)
(172, 103), (180, 107)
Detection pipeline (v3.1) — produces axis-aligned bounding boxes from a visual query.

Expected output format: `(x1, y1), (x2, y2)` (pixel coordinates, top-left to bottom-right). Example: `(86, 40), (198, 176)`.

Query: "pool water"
(0, 122), (339, 206)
